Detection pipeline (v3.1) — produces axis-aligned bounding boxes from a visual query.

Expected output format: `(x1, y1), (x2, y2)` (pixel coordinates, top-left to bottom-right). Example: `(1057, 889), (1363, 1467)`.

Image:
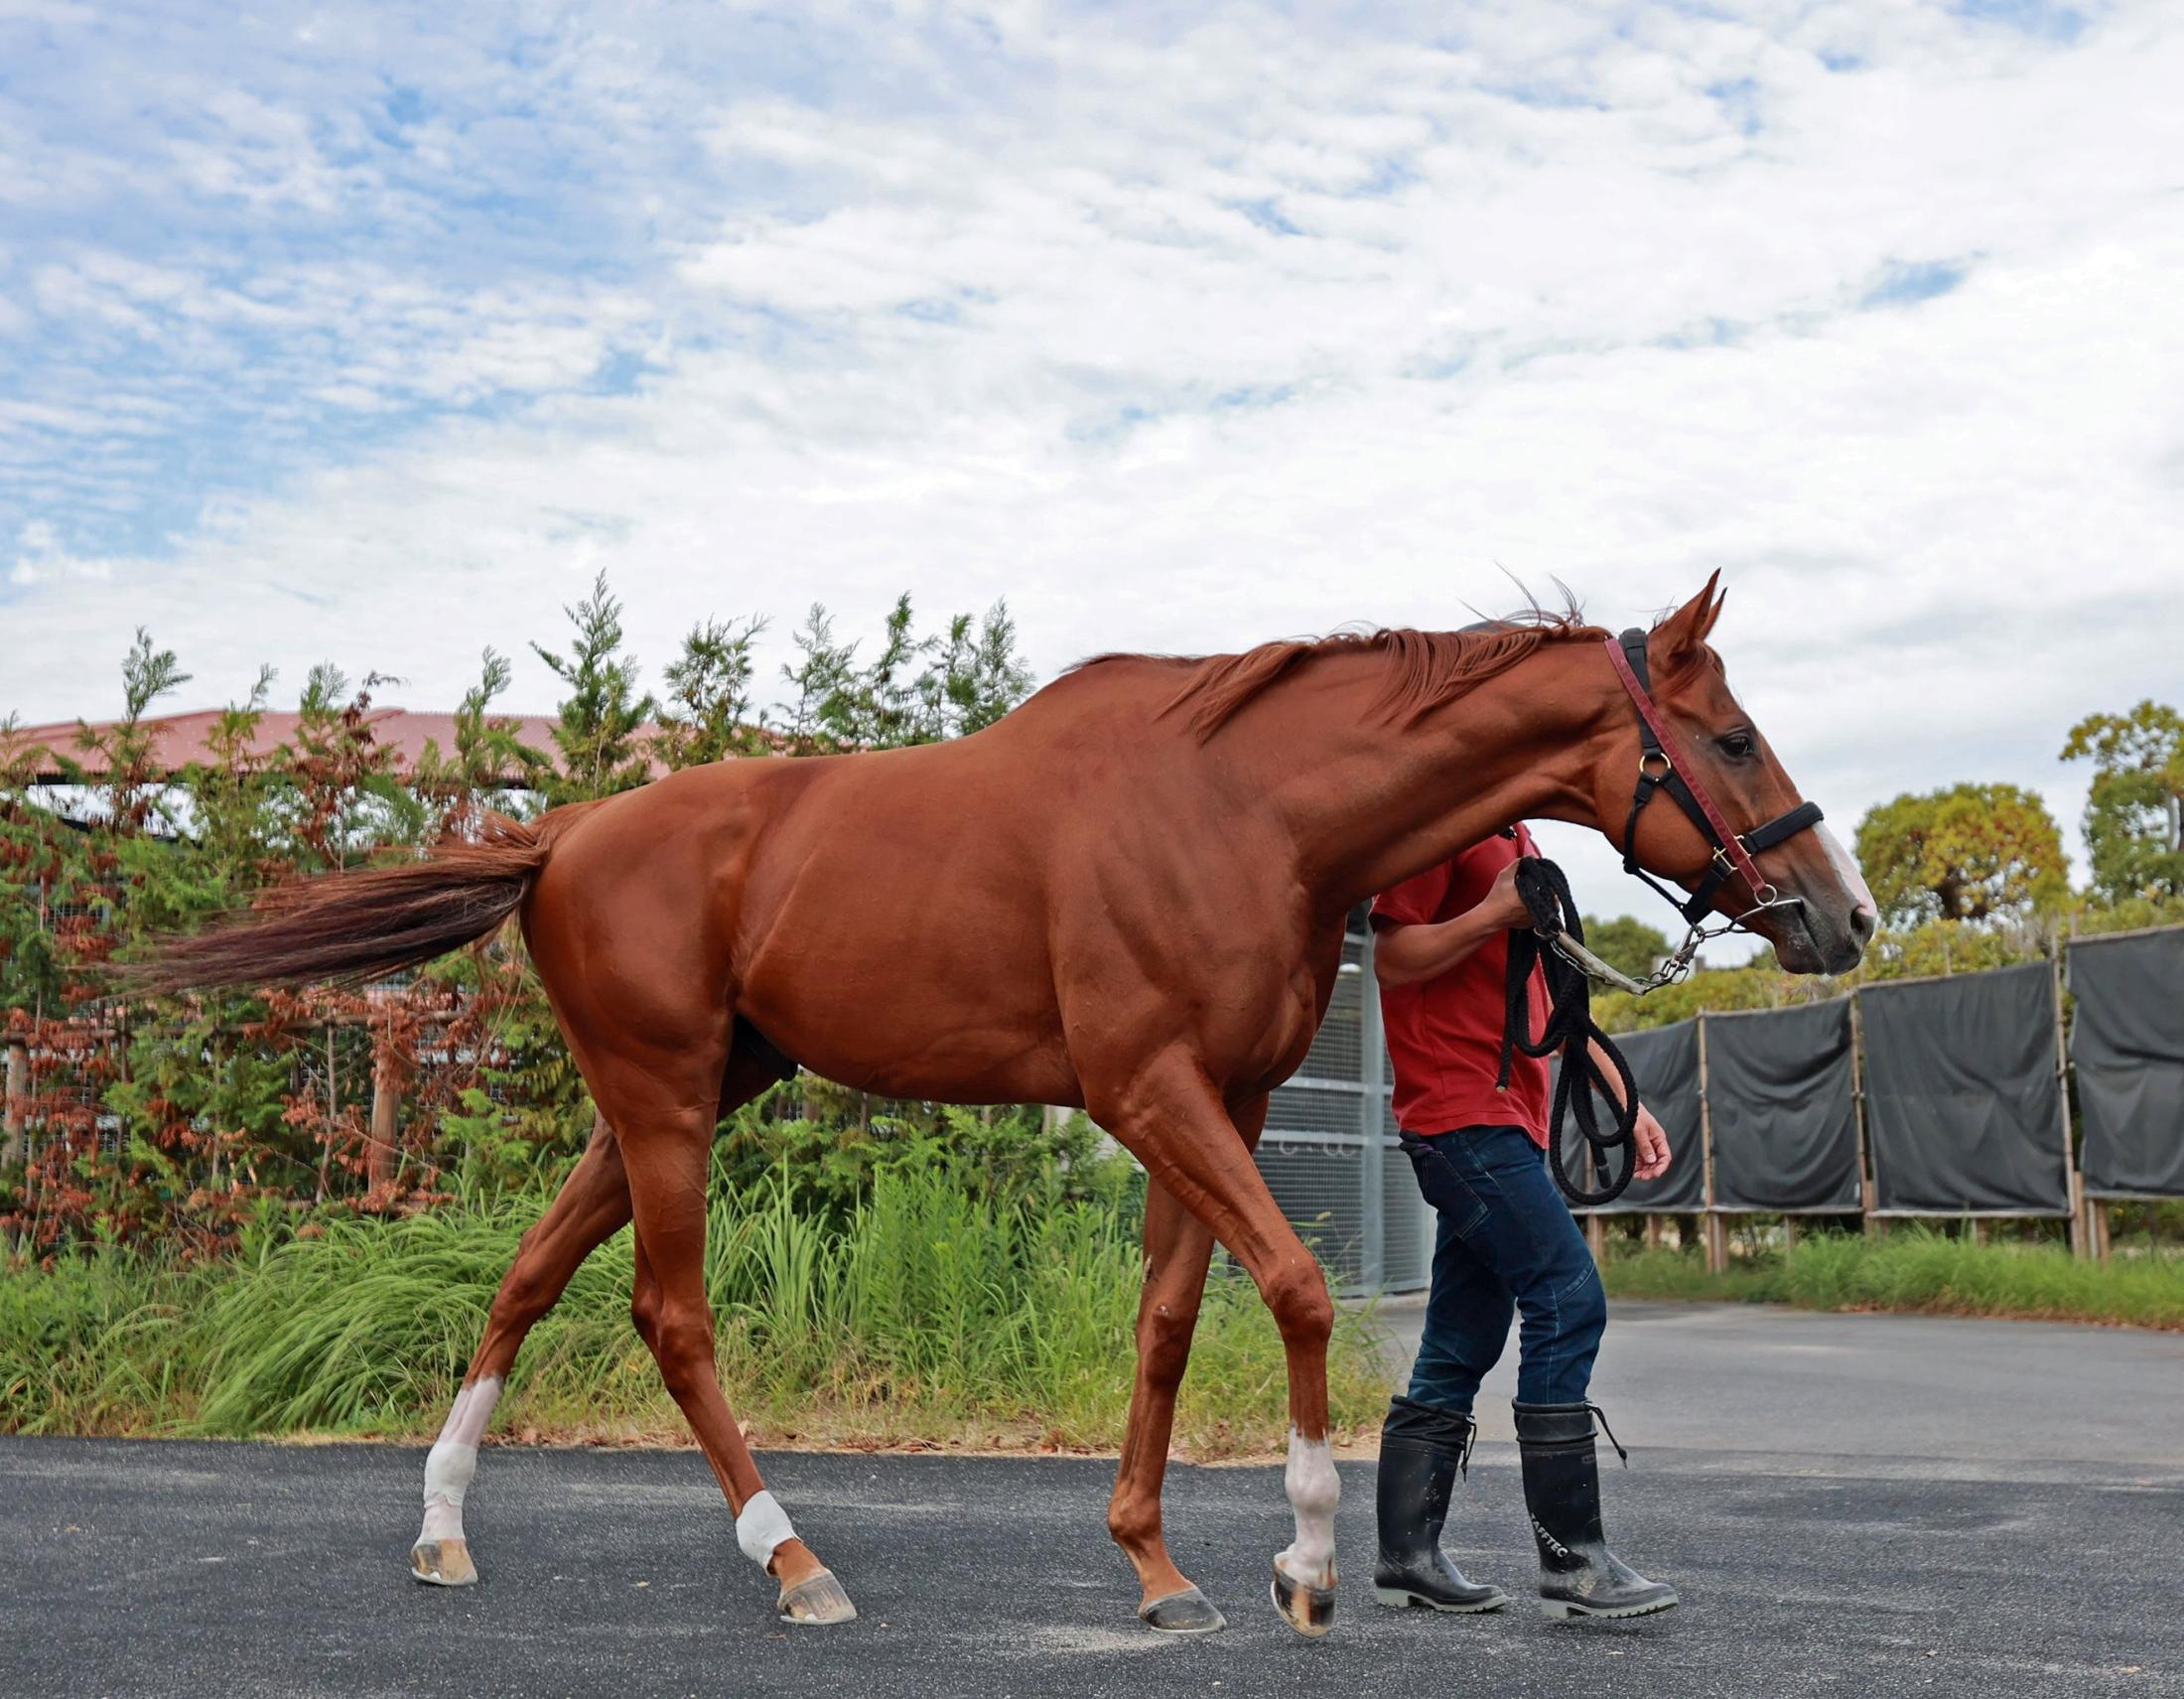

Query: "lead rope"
(1496, 855), (1643, 1207)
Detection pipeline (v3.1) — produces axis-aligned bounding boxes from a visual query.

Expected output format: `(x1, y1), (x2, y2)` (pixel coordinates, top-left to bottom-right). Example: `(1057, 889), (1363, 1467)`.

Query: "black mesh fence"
(1861, 962), (2070, 1216)
(1705, 1000), (1862, 1213)
(1259, 920), (2184, 1270)
(2068, 930), (2184, 1200)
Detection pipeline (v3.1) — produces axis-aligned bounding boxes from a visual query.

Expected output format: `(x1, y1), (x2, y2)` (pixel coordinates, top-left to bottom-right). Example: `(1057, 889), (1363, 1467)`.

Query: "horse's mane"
(1074, 603), (1615, 742)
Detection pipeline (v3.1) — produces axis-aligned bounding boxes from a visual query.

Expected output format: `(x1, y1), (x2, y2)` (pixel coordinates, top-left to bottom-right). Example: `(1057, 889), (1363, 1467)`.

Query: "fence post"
(1783, 1216), (1798, 1258)
(1849, 990), (1882, 1237)
(2, 1036), (26, 1170)
(367, 1045), (401, 1194)
(2052, 950), (2085, 1260)
(1698, 1014), (1727, 1276)
(1357, 928), (1386, 1294)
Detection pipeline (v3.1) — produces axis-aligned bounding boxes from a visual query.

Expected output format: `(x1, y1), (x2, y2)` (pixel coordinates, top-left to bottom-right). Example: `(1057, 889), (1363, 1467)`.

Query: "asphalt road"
(5, 1304), (2181, 1699)
(1375, 1298), (2184, 1470)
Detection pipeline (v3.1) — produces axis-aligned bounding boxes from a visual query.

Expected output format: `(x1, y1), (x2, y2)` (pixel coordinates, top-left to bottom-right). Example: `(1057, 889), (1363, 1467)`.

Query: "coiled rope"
(1495, 855), (1642, 1206)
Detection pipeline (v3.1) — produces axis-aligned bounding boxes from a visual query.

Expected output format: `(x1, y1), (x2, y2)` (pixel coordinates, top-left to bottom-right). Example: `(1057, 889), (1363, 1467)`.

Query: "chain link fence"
(1260, 923), (1432, 1293)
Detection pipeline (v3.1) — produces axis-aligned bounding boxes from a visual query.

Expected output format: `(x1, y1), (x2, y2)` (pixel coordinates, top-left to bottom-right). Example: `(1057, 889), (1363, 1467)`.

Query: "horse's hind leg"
(411, 1116), (632, 1586)
(1108, 1096), (1267, 1634)
(1109, 1181), (1222, 1630)
(602, 1046), (856, 1626)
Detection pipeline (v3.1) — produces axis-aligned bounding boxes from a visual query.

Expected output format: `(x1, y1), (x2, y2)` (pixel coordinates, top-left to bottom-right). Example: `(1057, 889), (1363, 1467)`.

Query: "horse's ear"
(1655, 571), (1724, 668)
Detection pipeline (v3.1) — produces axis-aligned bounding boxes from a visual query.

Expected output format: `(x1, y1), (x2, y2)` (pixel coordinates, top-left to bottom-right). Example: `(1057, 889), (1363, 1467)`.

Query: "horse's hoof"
(1271, 1559), (1336, 1637)
(1140, 1585), (1226, 1635)
(777, 1567), (857, 1626)
(410, 1538), (478, 1587)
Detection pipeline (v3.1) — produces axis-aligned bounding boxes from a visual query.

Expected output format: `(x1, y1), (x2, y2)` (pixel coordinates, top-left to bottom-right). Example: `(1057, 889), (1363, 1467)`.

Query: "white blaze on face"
(1274, 1428), (1340, 1589)
(1817, 823), (1878, 921)
(418, 1375), (503, 1545)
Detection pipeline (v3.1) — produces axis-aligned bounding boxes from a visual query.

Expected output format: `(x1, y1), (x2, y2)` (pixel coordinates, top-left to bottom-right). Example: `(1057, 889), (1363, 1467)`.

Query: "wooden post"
(1970, 1216), (1987, 1248)
(2, 1037), (26, 1170)
(367, 1048), (401, 1194)
(315, 1023), (338, 1204)
(1849, 990), (1884, 1237)
(1783, 1216), (1798, 1258)
(1644, 1214), (1663, 1251)
(2052, 951), (2085, 1259)
(1698, 1015), (1727, 1275)
(1584, 1212), (1606, 1264)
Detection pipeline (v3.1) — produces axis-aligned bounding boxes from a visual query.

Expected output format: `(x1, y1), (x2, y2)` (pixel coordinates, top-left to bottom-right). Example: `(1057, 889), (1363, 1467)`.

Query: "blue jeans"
(1401, 1125), (1606, 1412)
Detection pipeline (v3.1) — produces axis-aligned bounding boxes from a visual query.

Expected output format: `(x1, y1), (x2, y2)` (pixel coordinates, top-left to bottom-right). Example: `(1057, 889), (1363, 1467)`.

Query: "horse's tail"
(131, 807), (588, 996)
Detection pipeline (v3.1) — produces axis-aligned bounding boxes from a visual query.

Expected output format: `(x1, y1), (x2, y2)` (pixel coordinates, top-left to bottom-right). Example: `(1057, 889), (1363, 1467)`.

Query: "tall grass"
(1602, 1227), (2184, 1330)
(0, 1169), (1391, 1457)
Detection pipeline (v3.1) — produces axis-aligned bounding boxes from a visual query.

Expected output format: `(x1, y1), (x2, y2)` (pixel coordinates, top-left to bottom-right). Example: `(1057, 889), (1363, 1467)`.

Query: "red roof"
(7, 707), (676, 783)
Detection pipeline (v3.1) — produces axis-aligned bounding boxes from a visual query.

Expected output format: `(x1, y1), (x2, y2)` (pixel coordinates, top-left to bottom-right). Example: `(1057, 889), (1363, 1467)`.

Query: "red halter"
(1602, 631), (1823, 925)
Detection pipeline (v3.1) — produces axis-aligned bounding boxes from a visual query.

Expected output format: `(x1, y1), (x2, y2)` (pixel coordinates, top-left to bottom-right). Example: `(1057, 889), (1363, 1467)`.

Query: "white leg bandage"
(418, 1376), (502, 1544)
(736, 1490), (798, 1569)
(1275, 1428), (1340, 1588)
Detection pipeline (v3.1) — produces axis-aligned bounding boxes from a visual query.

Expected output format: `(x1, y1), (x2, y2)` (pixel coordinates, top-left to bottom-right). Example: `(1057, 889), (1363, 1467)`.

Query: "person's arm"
(1585, 1037), (1673, 1182)
(1374, 866), (1676, 1184)
(1371, 859), (1532, 987)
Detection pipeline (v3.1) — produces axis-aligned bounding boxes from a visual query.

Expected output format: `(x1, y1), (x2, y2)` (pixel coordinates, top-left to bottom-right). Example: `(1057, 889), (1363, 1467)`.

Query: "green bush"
(0, 1163), (1390, 1457)
(1602, 1226), (2184, 1329)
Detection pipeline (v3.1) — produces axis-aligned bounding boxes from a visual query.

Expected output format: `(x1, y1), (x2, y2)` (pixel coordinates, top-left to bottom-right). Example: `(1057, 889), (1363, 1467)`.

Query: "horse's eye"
(1717, 731), (1756, 760)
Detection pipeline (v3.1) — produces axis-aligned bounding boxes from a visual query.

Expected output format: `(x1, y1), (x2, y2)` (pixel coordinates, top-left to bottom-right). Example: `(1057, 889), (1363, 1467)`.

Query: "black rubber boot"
(1373, 1397), (1509, 1614)
(1513, 1401), (1679, 1622)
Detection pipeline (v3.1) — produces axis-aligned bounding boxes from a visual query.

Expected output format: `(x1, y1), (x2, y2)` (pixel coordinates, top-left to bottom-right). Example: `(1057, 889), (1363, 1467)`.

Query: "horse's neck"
(1238, 649), (1615, 911)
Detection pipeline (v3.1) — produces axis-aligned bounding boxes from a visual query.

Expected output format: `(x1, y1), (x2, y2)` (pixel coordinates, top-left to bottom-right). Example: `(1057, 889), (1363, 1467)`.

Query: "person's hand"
(1483, 859), (1534, 930)
(1631, 1104), (1672, 1182)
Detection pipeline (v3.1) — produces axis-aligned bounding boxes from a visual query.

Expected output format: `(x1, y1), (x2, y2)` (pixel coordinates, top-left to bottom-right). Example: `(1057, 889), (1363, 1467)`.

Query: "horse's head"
(1582, 574), (1876, 976)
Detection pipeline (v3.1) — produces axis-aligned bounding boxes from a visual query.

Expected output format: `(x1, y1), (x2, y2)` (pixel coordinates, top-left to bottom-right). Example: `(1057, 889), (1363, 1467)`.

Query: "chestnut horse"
(143, 575), (1872, 1638)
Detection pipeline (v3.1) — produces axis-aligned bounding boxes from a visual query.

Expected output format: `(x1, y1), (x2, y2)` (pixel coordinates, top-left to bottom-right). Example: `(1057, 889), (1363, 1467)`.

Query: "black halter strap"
(1612, 629), (1824, 925)
(1499, 632), (1831, 1207)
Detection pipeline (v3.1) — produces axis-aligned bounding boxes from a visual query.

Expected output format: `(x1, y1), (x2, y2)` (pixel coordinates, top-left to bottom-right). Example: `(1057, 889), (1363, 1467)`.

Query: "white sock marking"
(1274, 1428), (1339, 1589)
(736, 1489), (798, 1569)
(418, 1375), (502, 1546)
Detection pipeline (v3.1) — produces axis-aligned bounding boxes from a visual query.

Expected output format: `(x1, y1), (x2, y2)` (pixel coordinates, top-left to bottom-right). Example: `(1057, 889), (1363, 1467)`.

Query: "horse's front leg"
(1094, 1058), (1339, 1637)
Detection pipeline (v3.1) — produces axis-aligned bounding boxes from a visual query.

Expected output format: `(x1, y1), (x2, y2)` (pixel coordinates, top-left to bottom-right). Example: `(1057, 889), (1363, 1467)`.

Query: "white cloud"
(6, 0), (2183, 935)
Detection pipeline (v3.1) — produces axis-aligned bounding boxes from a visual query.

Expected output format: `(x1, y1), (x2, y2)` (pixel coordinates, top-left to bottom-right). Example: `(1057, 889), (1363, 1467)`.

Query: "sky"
(4, 0), (2182, 942)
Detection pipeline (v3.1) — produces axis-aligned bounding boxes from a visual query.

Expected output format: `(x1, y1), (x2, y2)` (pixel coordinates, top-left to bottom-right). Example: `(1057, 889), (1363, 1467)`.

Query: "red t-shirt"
(1371, 826), (1552, 1146)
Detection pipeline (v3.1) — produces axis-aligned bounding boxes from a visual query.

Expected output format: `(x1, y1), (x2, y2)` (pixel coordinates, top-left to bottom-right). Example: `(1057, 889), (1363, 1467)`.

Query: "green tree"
(777, 595), (1035, 754)
(531, 573), (656, 802)
(63, 627), (191, 837)
(654, 616), (769, 770)
(1852, 782), (2068, 927)
(832, 592), (927, 750)
(778, 604), (859, 757)
(922, 600), (1035, 739)
(1579, 915), (1672, 981)
(414, 648), (553, 832)
(2061, 700), (2183, 902)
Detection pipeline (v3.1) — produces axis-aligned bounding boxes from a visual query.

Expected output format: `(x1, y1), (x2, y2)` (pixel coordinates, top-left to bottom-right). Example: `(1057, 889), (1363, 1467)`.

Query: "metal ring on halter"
(1639, 751), (1672, 780)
